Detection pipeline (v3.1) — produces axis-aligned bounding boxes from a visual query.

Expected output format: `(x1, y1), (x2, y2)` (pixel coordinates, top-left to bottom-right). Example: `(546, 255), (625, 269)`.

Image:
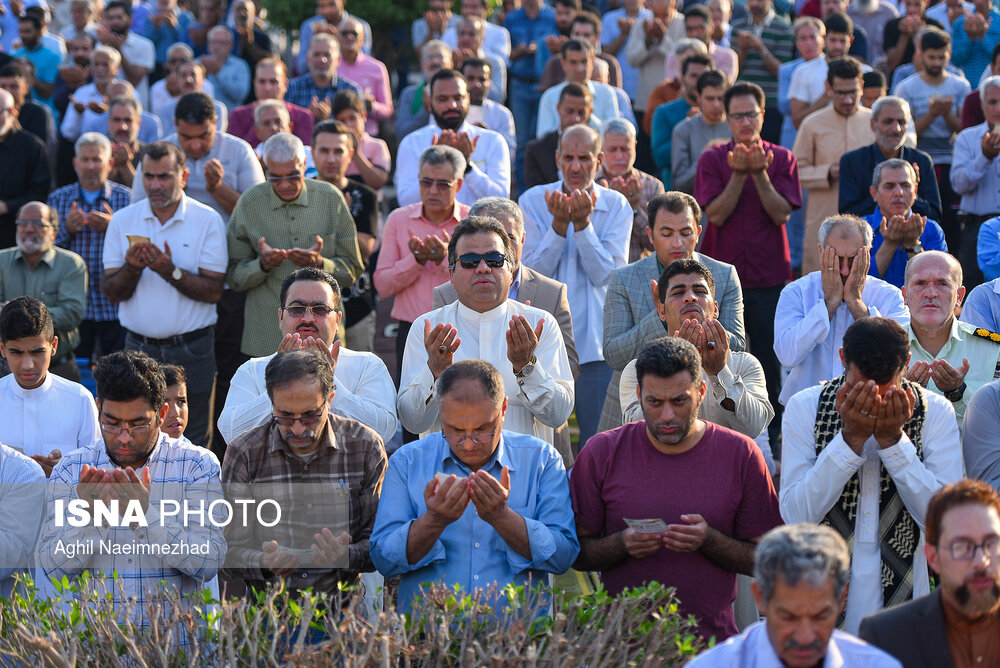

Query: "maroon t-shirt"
(569, 421), (782, 642)
(695, 139), (801, 290)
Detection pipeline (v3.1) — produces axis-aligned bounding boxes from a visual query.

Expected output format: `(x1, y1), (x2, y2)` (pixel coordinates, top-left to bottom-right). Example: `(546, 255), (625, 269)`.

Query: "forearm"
(885, 38), (910, 73)
(705, 173), (749, 226)
(208, 184), (240, 214)
(752, 172), (792, 224)
(874, 242), (899, 277)
(913, 110), (938, 135)
(168, 271), (223, 303)
(574, 531), (628, 571)
(699, 527), (756, 575)
(111, 162), (136, 186)
(405, 513), (446, 565)
(121, 60), (148, 86)
(34, 81), (55, 98)
(102, 265), (143, 303)
(944, 110), (963, 133)
(791, 96), (828, 129)
(491, 509), (531, 561)
(351, 152), (389, 189)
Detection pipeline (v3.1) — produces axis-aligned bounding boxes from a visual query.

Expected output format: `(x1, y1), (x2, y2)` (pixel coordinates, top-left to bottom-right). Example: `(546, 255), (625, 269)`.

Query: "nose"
(839, 256), (852, 276)
(117, 429), (133, 444)
(791, 620), (818, 647)
(474, 258), (492, 273)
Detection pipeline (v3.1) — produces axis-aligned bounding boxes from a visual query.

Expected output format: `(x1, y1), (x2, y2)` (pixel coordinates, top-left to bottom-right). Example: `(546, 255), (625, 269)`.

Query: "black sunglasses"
(457, 251), (506, 269)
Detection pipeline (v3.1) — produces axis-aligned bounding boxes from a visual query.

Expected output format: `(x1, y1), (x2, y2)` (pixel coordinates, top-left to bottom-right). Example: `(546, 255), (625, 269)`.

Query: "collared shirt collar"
(13, 246), (57, 268)
(75, 181), (115, 203)
(266, 415), (338, 457)
(9, 371), (53, 400)
(267, 179), (311, 209)
(439, 431), (518, 474)
(142, 194), (190, 228)
(410, 200), (462, 225)
(907, 316), (964, 354)
(509, 265), (522, 299)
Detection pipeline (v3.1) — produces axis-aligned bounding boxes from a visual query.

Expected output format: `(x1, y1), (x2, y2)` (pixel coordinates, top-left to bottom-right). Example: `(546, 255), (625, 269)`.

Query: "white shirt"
(0, 372), (99, 457)
(951, 121), (1000, 215)
(619, 352), (774, 439)
(103, 196), (228, 338)
(393, 119), (511, 208)
(519, 181), (631, 365)
(780, 384), (963, 633)
(150, 78), (216, 123)
(397, 299), (574, 443)
(117, 31), (155, 109)
(687, 621), (903, 667)
(130, 132), (264, 224)
(535, 80), (620, 138)
(154, 96), (228, 135)
(0, 443), (45, 599)
(774, 272), (909, 405)
(480, 99), (517, 159)
(218, 347), (398, 446)
(788, 56), (829, 104)
(442, 22), (512, 64)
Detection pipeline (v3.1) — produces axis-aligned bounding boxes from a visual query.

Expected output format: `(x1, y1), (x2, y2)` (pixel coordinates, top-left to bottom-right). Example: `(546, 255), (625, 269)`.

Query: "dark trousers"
(126, 327), (216, 450)
(936, 163), (961, 260)
(960, 213), (990, 291)
(214, 290), (249, 459)
(395, 320), (419, 444)
(744, 285), (783, 443)
(75, 319), (126, 364)
(761, 108), (783, 145)
(634, 111), (655, 175)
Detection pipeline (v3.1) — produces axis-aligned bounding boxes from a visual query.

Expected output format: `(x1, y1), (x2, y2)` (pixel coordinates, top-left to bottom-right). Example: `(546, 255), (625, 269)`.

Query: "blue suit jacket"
(839, 143), (943, 222)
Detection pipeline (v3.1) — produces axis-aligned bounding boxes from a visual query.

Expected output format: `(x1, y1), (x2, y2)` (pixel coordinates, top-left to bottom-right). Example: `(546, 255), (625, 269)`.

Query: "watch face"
(172, 267), (183, 280)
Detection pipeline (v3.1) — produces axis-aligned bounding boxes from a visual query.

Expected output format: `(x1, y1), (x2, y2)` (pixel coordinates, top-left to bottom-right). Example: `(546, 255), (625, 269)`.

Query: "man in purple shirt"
(228, 58), (314, 148)
(695, 81), (802, 440)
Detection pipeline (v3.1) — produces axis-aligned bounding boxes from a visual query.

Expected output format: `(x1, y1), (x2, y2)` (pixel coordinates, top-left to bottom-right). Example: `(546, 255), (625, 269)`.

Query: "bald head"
(558, 124), (603, 191)
(904, 250), (963, 288)
(0, 89), (15, 138)
(558, 123), (601, 155)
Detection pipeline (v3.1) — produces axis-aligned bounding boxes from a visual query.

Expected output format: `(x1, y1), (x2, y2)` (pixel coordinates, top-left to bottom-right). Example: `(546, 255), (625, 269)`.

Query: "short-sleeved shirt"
(695, 139), (802, 289)
(570, 421), (782, 642)
(895, 73), (972, 164)
(103, 195), (228, 338)
(883, 16), (943, 71)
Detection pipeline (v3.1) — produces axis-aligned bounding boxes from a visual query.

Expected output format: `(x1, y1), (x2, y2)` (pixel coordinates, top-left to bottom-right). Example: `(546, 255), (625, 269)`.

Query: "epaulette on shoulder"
(972, 328), (1000, 344)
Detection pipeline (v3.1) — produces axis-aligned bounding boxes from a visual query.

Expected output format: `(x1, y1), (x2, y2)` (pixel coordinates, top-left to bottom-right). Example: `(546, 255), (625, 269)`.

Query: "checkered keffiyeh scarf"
(813, 373), (927, 615)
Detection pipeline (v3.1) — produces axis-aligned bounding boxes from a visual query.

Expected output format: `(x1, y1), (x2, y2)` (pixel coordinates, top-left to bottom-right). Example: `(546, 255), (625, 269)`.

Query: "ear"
(656, 299), (668, 322)
(158, 402), (169, 421)
(839, 348), (846, 369)
(49, 335), (59, 357)
(869, 185), (877, 201)
(925, 542), (941, 575)
(500, 395), (509, 419)
(646, 225), (654, 246)
(0, 341), (6, 360)
(838, 581), (850, 614)
(957, 285), (967, 307)
(751, 580), (766, 615)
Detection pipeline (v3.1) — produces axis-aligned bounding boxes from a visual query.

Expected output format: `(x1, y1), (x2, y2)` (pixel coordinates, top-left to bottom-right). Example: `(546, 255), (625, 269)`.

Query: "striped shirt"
(51, 181), (132, 322)
(221, 415), (387, 596)
(284, 73), (362, 112)
(731, 12), (795, 104)
(37, 434), (226, 627)
(226, 180), (364, 357)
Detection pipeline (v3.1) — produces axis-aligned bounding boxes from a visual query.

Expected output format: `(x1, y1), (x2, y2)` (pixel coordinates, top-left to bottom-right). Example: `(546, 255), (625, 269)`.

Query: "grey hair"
(208, 25), (234, 44)
(871, 95), (910, 121)
(871, 158), (917, 189)
(818, 214), (874, 248)
(253, 99), (290, 127)
(601, 117), (637, 145)
(265, 349), (335, 400)
(981, 75), (1000, 97)
(310, 31), (340, 56)
(673, 38), (709, 57)
(16, 201), (59, 229)
(417, 144), (466, 180)
(754, 524), (851, 605)
(92, 44), (122, 69)
(469, 197), (524, 236)
(75, 131), (112, 158)
(903, 249), (963, 287)
(167, 42), (194, 60)
(262, 132), (306, 165)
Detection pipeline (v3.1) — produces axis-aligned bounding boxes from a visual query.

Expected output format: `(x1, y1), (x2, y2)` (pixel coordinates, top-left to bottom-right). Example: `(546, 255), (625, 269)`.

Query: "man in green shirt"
(226, 132), (363, 358)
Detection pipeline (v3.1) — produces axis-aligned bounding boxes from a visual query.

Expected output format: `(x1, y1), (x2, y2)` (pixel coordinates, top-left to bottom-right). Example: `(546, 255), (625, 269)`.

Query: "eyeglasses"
(271, 409), (325, 429)
(456, 251), (506, 269)
(441, 427), (497, 446)
(419, 177), (457, 191)
(267, 171), (303, 184)
(15, 219), (53, 230)
(947, 537), (1000, 561)
(100, 419), (155, 436)
(729, 110), (760, 122)
(282, 304), (336, 318)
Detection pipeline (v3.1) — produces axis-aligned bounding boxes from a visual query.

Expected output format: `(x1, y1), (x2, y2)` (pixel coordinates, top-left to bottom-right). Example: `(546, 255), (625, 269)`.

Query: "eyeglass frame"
(946, 536), (1000, 561)
(271, 408), (327, 429)
(266, 171), (305, 184)
(452, 251), (508, 270)
(441, 426), (499, 446)
(281, 303), (339, 318)
(729, 110), (761, 123)
(15, 218), (55, 230)
(100, 418), (156, 437)
(419, 177), (458, 191)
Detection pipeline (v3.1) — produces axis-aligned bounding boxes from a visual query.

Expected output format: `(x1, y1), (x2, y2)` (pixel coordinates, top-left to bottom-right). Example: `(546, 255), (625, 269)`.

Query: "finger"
(533, 319), (544, 341)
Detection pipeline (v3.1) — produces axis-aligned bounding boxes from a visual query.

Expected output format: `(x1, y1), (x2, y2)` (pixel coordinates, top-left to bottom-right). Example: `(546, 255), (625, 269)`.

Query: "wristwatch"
(171, 266), (183, 282)
(903, 242), (923, 255)
(943, 382), (966, 403)
(514, 356), (537, 379)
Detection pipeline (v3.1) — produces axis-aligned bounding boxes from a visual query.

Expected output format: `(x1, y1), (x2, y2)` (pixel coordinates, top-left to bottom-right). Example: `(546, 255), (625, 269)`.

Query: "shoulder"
(831, 629), (904, 666)
(578, 422), (645, 463)
(49, 183), (76, 201)
(860, 591), (940, 635)
(337, 346), (389, 371)
(159, 436), (221, 473)
(0, 442), (44, 482)
(958, 319), (1000, 345)
(701, 422), (762, 459)
(47, 374), (95, 402)
(52, 246), (88, 268)
(327, 413), (385, 451)
(957, 122), (989, 142)
(786, 383), (824, 413)
(692, 252), (737, 279)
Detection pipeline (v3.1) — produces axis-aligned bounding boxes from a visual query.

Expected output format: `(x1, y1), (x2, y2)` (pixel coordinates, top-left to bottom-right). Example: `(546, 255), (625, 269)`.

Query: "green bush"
(0, 576), (704, 666)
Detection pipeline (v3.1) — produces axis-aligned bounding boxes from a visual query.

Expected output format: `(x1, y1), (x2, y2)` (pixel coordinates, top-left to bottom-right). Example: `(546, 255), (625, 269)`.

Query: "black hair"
(103, 0), (132, 17)
(142, 141), (187, 171)
(94, 350), (167, 412)
(862, 70), (886, 89)
(558, 81), (592, 103)
(428, 68), (467, 96)
(696, 69), (727, 94)
(0, 297), (54, 343)
(265, 349), (335, 400)
(647, 191), (701, 230)
(681, 52), (713, 77)
(312, 118), (357, 152)
(553, 0), (582, 9)
(0, 63), (29, 81)
(161, 364), (187, 388)
(17, 14), (42, 30)
(684, 4), (712, 23)
(919, 26), (950, 51)
(572, 11), (601, 34)
(826, 56), (863, 85)
(841, 317), (910, 383)
(635, 337), (702, 390)
(331, 89), (364, 117)
(460, 56), (491, 74)
(279, 267), (342, 311)
(561, 38), (594, 57)
(174, 91), (216, 125)
(437, 359), (504, 406)
(723, 81), (765, 113)
(657, 259), (716, 303)
(447, 216), (514, 271)
(823, 11), (853, 36)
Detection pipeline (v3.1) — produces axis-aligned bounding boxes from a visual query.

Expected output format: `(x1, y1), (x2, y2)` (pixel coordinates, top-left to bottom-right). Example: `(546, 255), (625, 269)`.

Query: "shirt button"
(473, 575), (479, 581)
(307, 503), (313, 509)
(475, 543), (480, 548)
(302, 573), (309, 579)
(304, 465), (308, 471)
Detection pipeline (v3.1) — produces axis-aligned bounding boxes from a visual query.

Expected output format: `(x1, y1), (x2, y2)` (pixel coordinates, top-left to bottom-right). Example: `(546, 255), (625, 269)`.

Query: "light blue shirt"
(0, 442), (45, 598)
(518, 181), (631, 365)
(952, 122), (1000, 216)
(961, 277), (1000, 331)
(208, 56), (252, 117)
(370, 430), (579, 613)
(978, 217), (1000, 281)
(600, 8), (652, 100)
(778, 57), (803, 149)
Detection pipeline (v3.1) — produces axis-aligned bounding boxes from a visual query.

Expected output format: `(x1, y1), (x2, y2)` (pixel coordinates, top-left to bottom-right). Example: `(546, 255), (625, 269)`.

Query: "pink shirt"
(664, 42), (739, 84)
(337, 53), (394, 135)
(346, 134), (391, 178)
(373, 201), (470, 323)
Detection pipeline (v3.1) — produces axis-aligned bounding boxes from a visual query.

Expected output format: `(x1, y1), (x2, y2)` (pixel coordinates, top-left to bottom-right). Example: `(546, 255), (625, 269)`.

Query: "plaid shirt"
(37, 434), (226, 627)
(51, 181), (132, 322)
(595, 167), (663, 264)
(284, 73), (362, 111)
(221, 414), (387, 597)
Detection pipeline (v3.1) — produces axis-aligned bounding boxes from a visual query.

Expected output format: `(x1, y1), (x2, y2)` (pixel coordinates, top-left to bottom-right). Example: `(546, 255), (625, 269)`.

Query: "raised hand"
(820, 246), (845, 314)
(835, 379), (881, 454)
(930, 357), (970, 394)
(261, 540), (300, 577)
(408, 228), (429, 265)
(844, 246), (870, 307)
(204, 159), (224, 192)
(663, 514), (709, 552)
(904, 360), (933, 386)
(86, 202), (113, 233)
(469, 467), (511, 524)
(423, 475), (471, 528)
(144, 240), (174, 277)
(506, 315), (543, 372)
(422, 231), (450, 265)
(544, 189), (571, 236)
(258, 237), (287, 270)
(873, 386), (916, 448)
(287, 236), (324, 267)
(30, 448), (62, 478)
(727, 144), (751, 174)
(699, 319), (730, 376)
(623, 527), (665, 558)
(568, 189), (596, 230)
(424, 320), (460, 379)
(310, 529), (351, 568)
(65, 201), (86, 234)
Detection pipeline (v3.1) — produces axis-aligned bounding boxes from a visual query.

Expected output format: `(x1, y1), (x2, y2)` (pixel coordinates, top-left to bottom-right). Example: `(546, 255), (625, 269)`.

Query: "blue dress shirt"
(370, 430), (579, 612)
(864, 207), (948, 287)
(961, 277), (1000, 331)
(505, 6), (557, 81)
(978, 216), (1000, 281)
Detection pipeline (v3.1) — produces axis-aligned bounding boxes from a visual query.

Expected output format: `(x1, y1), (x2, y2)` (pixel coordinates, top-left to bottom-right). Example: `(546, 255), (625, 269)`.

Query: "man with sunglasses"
(219, 267), (396, 448)
(222, 348), (387, 610)
(860, 479), (1000, 666)
(398, 216), (574, 448)
(373, 358), (578, 613)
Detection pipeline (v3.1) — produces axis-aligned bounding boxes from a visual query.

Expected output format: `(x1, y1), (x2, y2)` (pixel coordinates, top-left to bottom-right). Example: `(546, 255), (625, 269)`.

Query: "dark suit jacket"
(858, 589), (955, 668)
(433, 265), (579, 466)
(839, 143), (943, 223)
(524, 131), (559, 192)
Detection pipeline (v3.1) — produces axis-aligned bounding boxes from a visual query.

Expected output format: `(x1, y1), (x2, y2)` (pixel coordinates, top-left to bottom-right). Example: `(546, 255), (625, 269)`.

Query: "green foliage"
(261, 0), (428, 35)
(0, 575), (704, 666)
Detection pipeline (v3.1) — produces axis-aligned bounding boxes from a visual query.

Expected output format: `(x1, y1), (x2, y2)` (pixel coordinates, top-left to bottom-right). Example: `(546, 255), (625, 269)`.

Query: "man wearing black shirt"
(312, 119), (379, 352)
(0, 88), (51, 249)
(0, 62), (56, 157)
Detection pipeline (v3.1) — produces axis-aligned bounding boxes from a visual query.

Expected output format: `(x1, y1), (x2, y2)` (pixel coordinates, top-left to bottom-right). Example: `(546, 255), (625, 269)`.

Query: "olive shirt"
(225, 179), (364, 357)
(0, 246), (87, 362)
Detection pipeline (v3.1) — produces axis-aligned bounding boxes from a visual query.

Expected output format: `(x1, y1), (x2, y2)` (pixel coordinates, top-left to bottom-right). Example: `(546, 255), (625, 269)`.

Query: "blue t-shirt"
(864, 207), (948, 287)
